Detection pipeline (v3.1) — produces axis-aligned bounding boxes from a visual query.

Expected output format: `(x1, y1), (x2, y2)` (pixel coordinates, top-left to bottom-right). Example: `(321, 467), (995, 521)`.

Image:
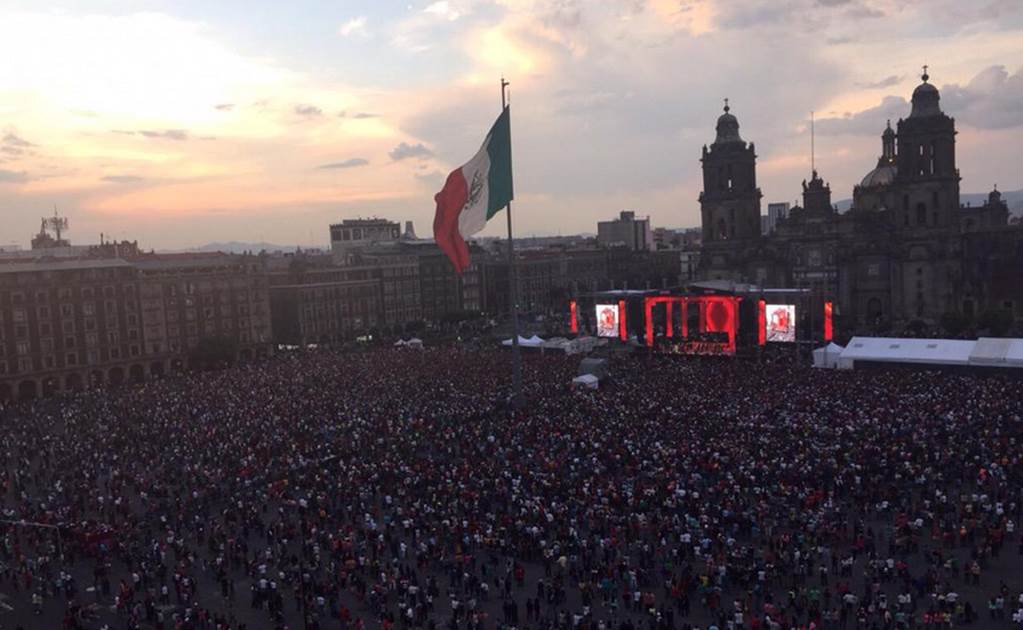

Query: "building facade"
(597, 211), (653, 251)
(329, 218), (402, 263)
(698, 73), (1023, 331)
(0, 252), (272, 402)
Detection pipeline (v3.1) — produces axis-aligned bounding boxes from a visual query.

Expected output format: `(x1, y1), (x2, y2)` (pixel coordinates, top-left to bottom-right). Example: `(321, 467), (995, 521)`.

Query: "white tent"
(406, 337), (424, 349)
(969, 337), (1023, 367)
(393, 339), (407, 347)
(571, 373), (599, 389)
(501, 335), (544, 348)
(812, 342), (844, 369)
(837, 336), (976, 370)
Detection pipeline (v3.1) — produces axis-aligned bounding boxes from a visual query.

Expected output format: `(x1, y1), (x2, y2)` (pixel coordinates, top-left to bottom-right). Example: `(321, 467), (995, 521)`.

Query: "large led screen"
(595, 303), (620, 338)
(766, 304), (796, 343)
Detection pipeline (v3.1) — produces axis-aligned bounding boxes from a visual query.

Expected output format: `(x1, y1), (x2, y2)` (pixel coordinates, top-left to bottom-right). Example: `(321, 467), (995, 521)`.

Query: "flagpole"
(502, 77), (523, 408)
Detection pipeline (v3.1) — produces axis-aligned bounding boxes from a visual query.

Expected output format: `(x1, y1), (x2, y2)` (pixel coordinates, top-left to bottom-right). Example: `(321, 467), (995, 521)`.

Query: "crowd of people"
(1, 346), (1022, 630)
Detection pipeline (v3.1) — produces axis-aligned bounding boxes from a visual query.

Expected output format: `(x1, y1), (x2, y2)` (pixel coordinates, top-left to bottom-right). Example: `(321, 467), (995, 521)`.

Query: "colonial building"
(0, 251), (272, 402)
(698, 71), (1023, 330)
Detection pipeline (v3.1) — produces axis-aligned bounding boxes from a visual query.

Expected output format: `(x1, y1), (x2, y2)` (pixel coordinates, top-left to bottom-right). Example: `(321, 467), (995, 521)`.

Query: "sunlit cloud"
(0, 0), (1020, 247)
(339, 16), (370, 38)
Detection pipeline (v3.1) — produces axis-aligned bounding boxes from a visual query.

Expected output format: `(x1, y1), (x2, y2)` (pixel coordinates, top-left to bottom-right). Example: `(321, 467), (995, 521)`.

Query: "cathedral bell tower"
(699, 100), (763, 243)
(894, 67), (960, 229)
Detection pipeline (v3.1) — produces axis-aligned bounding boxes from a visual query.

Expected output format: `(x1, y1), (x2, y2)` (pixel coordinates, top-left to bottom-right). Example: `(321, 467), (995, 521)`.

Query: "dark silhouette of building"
(698, 71), (1022, 331)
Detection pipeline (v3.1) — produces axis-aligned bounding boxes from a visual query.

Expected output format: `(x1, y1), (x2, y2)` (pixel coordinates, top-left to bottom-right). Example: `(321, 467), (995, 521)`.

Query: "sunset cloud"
(0, 1), (1019, 248)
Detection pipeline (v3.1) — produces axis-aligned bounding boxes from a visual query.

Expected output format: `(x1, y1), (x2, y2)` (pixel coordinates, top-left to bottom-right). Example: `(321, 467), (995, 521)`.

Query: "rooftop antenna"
(810, 110), (815, 175)
(44, 205), (69, 243)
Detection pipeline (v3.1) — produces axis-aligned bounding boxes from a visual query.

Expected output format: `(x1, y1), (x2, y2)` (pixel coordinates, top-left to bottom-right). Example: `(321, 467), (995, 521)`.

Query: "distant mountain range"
(834, 189), (1023, 215)
(159, 241), (320, 254)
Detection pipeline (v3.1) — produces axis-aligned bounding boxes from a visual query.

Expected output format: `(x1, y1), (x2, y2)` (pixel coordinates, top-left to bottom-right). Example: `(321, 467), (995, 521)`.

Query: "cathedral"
(698, 70), (1022, 330)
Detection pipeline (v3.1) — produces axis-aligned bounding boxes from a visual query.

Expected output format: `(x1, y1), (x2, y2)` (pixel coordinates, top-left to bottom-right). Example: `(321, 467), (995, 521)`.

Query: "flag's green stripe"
(485, 106), (513, 219)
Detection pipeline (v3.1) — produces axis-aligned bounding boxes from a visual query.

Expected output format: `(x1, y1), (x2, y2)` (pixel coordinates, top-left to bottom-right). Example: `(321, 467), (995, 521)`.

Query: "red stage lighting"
(758, 300), (766, 346)
(824, 301), (833, 342)
(569, 300), (578, 333)
(618, 300), (627, 341)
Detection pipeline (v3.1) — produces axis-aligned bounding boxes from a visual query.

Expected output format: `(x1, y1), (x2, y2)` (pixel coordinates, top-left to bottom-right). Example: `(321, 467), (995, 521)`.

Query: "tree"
(978, 310), (1013, 337)
(189, 336), (239, 371)
(940, 311), (970, 337)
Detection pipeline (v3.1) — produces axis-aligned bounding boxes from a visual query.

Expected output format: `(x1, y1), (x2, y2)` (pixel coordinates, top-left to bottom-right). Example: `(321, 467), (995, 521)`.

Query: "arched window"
(916, 202), (927, 226)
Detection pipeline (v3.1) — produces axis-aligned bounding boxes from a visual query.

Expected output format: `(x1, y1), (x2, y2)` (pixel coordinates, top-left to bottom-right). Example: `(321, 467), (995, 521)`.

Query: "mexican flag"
(433, 106), (513, 273)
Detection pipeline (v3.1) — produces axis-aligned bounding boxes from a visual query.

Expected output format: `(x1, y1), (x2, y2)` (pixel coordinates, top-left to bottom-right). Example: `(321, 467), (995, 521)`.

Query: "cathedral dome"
(910, 69), (941, 118)
(860, 164), (897, 188)
(714, 100), (743, 144)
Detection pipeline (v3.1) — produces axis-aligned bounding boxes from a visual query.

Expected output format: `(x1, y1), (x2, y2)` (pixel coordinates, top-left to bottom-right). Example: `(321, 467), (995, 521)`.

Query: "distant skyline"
(1, 0), (1022, 249)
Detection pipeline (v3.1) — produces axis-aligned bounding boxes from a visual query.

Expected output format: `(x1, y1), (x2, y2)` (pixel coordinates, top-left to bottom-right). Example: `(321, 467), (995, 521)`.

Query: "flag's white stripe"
(457, 140), (492, 239)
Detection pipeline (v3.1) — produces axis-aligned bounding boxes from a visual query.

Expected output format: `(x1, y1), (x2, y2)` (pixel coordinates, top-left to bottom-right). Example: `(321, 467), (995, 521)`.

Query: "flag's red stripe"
(433, 168), (470, 273)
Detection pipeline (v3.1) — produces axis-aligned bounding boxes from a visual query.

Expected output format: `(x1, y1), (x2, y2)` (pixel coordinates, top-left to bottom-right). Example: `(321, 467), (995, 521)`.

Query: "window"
(916, 203), (927, 226)
(16, 341), (30, 356)
(66, 352), (77, 366)
(109, 347), (120, 359)
(61, 304), (74, 317)
(83, 302), (95, 316)
(86, 332), (99, 347)
(18, 357), (33, 373)
(64, 336), (76, 348)
(40, 338), (54, 353)
(13, 308), (26, 323)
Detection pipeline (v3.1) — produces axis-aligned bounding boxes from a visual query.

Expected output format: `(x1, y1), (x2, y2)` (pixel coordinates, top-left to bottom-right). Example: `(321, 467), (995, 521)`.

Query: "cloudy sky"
(1, 0), (1021, 249)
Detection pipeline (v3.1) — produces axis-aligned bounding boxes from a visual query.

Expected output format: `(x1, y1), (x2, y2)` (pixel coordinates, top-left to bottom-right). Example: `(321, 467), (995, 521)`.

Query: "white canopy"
(501, 335), (544, 347)
(571, 374), (599, 389)
(969, 337), (1023, 367)
(838, 336), (975, 370)
(812, 342), (844, 369)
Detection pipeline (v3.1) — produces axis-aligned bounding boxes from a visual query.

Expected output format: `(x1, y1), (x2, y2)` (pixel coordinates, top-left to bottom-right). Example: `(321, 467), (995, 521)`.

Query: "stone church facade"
(698, 72), (1022, 330)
